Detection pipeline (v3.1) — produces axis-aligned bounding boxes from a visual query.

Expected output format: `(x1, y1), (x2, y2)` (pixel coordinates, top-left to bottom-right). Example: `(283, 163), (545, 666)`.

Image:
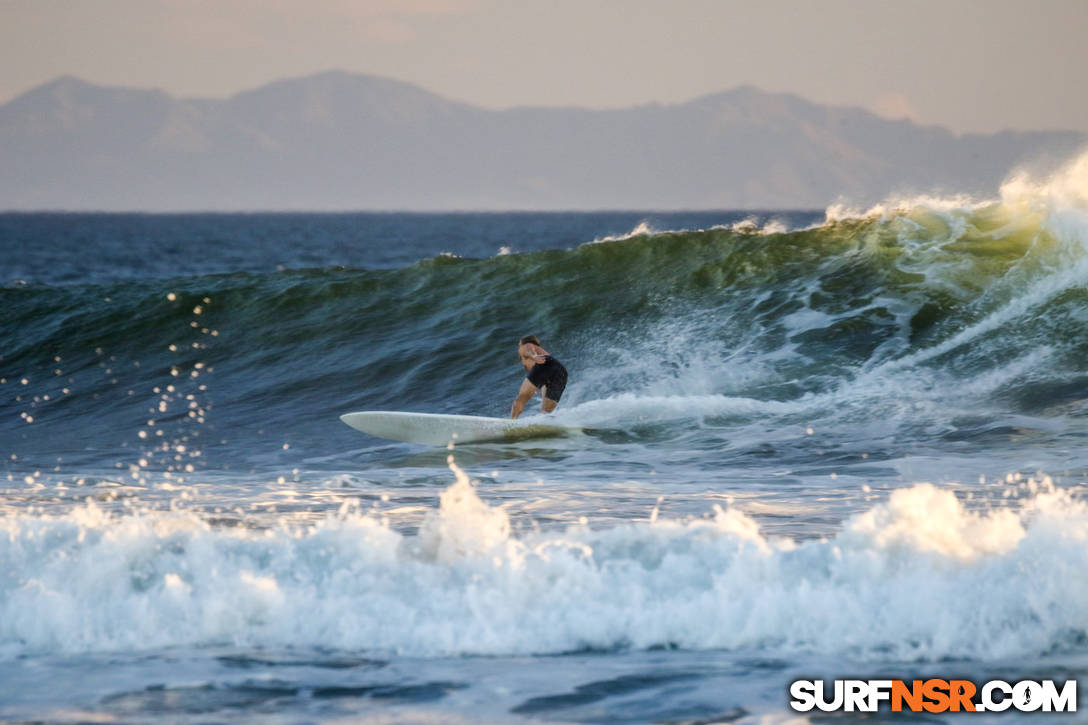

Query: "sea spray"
(2, 464), (1086, 661)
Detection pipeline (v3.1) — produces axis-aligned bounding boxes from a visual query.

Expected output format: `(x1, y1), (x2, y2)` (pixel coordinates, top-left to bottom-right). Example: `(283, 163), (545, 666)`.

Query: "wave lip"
(2, 463), (1086, 661)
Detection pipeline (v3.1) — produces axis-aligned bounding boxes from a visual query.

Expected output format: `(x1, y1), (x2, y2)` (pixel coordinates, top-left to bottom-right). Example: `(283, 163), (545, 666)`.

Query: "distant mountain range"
(1, 71), (1083, 211)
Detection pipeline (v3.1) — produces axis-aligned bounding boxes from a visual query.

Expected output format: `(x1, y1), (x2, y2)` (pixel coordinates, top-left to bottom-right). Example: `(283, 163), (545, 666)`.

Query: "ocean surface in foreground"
(4, 173), (1088, 723)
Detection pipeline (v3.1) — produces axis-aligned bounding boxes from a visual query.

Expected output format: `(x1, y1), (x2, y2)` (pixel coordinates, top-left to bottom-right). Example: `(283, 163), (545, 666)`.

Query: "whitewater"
(3, 154), (1088, 721)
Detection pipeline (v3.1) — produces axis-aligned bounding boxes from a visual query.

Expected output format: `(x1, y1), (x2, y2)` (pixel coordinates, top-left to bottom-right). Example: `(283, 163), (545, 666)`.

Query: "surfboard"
(339, 410), (574, 446)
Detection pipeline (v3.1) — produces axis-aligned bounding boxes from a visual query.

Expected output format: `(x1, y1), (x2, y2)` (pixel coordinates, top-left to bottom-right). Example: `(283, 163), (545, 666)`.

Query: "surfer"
(511, 335), (568, 419)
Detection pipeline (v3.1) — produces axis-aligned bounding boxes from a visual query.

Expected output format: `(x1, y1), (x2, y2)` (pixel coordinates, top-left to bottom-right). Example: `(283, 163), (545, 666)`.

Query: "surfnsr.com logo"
(790, 679), (1077, 714)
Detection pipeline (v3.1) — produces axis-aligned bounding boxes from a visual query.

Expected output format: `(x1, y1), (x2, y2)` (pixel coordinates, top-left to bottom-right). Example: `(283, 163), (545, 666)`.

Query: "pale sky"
(2, 0), (1086, 134)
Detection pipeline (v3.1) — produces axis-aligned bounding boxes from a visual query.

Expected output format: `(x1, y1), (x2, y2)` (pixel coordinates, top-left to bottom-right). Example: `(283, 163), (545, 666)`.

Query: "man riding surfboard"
(511, 335), (568, 419)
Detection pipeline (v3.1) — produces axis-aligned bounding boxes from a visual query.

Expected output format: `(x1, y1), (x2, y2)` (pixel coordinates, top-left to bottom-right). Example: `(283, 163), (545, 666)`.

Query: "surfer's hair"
(519, 335), (541, 347)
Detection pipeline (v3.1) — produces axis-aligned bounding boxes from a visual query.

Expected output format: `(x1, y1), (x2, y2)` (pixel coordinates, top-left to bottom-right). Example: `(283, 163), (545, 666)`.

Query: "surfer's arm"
(511, 378), (538, 419)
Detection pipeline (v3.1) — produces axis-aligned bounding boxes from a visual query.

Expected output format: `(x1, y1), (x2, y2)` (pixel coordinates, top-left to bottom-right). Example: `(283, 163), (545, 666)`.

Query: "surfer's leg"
(540, 386), (558, 413)
(540, 370), (565, 413)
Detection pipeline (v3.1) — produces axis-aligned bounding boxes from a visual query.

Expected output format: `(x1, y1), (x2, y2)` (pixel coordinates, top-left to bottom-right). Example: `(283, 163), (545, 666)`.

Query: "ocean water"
(4, 157), (1088, 723)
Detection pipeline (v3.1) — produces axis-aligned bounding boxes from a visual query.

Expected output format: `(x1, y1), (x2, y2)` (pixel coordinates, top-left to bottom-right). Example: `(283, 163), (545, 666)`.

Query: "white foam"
(590, 217), (799, 246)
(710, 217), (792, 235)
(1002, 148), (1088, 211)
(557, 392), (802, 428)
(825, 193), (988, 224)
(2, 464), (1087, 661)
(590, 221), (659, 243)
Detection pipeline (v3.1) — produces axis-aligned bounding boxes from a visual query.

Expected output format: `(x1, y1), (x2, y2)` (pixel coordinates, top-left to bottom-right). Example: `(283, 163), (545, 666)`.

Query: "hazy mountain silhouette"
(1, 71), (1082, 210)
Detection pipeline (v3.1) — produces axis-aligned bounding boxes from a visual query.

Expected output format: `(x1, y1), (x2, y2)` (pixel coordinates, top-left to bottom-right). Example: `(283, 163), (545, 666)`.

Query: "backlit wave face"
(5, 153), (1088, 467)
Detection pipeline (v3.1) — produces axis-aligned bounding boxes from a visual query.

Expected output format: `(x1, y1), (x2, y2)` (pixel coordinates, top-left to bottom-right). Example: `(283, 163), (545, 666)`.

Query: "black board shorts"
(527, 356), (568, 403)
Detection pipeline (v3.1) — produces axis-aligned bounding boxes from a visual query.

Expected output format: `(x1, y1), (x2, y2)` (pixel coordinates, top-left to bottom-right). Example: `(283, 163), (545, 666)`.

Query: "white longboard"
(340, 410), (574, 446)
